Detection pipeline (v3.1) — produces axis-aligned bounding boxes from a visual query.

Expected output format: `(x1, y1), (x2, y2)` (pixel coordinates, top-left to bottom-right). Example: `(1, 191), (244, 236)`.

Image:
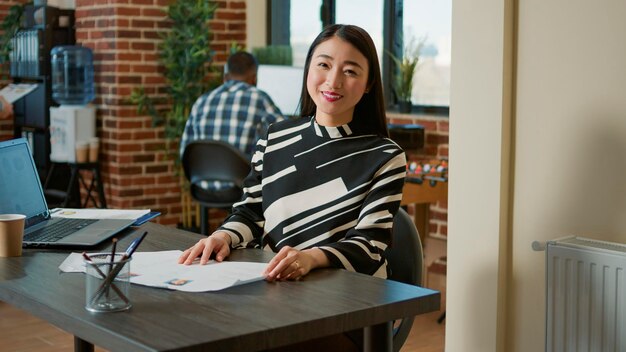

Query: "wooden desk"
(0, 223), (439, 352)
(401, 178), (448, 242)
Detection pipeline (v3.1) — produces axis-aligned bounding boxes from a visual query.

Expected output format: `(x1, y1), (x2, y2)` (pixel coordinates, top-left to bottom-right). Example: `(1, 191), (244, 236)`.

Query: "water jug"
(51, 45), (95, 105)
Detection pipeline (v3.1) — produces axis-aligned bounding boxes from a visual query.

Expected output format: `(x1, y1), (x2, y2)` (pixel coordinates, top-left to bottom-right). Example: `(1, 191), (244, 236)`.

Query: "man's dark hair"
(226, 51), (258, 76)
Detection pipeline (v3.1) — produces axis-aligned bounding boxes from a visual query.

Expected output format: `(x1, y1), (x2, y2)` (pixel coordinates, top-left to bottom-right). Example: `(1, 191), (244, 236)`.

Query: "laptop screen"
(0, 138), (49, 225)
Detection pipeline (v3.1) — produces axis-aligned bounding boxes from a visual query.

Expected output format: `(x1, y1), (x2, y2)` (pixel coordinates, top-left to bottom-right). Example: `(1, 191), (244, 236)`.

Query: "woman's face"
(306, 36), (369, 126)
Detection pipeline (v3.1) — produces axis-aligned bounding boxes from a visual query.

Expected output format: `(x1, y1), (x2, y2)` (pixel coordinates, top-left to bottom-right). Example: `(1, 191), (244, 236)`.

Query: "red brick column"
(73, 0), (247, 226)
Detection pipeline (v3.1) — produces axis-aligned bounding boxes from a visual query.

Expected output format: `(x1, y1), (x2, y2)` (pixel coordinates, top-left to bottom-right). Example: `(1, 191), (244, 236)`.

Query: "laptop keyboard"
(24, 218), (98, 243)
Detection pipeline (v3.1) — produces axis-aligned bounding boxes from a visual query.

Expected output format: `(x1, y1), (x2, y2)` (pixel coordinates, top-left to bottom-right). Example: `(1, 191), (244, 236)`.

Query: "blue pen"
(122, 231), (148, 259)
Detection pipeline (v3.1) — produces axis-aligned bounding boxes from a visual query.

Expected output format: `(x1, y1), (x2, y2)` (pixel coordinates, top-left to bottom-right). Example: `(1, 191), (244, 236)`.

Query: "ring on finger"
(293, 260), (300, 270)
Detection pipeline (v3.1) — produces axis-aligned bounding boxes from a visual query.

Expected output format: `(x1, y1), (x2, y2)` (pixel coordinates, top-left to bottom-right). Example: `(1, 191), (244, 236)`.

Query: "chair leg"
(437, 311), (446, 324)
(200, 205), (209, 236)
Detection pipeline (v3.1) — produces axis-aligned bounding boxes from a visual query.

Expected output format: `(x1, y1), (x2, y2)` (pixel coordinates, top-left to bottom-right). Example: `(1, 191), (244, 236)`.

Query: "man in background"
(0, 95), (13, 119)
(179, 51), (284, 159)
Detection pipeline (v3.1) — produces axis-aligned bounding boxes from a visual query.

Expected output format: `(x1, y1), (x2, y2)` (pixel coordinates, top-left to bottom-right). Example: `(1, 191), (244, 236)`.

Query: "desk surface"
(0, 223), (439, 352)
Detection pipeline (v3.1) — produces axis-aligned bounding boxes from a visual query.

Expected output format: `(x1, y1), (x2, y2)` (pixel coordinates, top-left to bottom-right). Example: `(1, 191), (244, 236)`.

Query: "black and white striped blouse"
(218, 116), (407, 278)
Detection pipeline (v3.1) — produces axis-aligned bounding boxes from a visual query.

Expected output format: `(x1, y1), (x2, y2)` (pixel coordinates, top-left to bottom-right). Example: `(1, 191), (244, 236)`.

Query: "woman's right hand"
(178, 231), (232, 265)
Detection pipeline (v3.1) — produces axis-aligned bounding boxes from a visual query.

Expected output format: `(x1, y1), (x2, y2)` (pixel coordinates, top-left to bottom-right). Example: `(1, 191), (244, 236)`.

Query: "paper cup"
(75, 141), (89, 163)
(0, 214), (26, 257)
(89, 137), (99, 162)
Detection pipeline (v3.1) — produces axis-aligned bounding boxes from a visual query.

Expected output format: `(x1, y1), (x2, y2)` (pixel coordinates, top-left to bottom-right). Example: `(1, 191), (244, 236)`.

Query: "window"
(335, 0), (384, 68)
(404, 0), (451, 107)
(290, 0), (323, 67)
(270, 0), (451, 112)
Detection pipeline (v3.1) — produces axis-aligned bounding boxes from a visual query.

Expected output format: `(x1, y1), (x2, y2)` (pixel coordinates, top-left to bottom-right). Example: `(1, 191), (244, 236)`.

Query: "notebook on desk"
(0, 138), (134, 248)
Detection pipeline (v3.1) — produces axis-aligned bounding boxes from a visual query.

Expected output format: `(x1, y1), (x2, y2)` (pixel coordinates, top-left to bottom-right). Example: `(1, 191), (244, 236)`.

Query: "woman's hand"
(178, 231), (232, 265)
(263, 246), (329, 281)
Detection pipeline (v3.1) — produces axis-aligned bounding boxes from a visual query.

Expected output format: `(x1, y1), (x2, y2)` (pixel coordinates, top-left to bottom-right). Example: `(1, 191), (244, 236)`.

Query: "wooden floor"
(0, 273), (445, 352)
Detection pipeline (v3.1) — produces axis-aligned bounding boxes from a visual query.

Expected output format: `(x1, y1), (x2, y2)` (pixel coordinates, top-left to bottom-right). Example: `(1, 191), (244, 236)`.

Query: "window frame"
(267, 0), (449, 116)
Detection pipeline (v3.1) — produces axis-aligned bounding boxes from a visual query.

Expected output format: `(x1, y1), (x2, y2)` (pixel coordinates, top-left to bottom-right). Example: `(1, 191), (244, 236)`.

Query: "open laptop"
(0, 138), (134, 248)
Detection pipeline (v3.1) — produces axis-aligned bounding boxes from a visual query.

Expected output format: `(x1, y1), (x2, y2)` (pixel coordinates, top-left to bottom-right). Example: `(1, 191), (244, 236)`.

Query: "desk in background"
(0, 222), (439, 352)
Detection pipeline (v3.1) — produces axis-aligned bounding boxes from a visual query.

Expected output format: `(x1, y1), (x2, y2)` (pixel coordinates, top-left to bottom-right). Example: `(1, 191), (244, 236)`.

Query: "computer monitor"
(256, 65), (303, 117)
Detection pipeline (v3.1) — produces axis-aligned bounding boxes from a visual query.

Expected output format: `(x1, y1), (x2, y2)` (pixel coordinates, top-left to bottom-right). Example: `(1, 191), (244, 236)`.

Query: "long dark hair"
(298, 24), (389, 137)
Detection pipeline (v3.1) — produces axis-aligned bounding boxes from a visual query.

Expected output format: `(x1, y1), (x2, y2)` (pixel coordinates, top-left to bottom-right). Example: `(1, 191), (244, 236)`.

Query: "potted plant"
(388, 36), (425, 114)
(130, 0), (217, 229)
(130, 0), (217, 163)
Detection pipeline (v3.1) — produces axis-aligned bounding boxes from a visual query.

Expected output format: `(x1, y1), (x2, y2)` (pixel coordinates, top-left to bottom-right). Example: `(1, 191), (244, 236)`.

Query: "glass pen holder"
(84, 253), (132, 313)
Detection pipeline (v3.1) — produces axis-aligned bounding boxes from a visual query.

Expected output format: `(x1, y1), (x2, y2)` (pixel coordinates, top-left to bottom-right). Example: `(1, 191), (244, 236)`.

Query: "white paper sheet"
(59, 251), (268, 292)
(51, 208), (150, 220)
(0, 83), (38, 103)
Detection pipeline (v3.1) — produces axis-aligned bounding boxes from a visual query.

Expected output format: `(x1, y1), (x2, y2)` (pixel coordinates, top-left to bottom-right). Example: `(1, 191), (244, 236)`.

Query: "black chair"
(385, 207), (424, 351)
(182, 140), (250, 235)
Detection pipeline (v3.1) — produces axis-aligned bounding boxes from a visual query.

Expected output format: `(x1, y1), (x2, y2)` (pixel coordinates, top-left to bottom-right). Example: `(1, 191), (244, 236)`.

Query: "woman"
(179, 24), (406, 283)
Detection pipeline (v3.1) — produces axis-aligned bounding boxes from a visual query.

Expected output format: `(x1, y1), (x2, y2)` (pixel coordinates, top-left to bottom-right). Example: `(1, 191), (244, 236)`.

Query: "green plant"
(130, 0), (218, 165)
(252, 45), (292, 66)
(388, 36), (425, 103)
(0, 5), (24, 80)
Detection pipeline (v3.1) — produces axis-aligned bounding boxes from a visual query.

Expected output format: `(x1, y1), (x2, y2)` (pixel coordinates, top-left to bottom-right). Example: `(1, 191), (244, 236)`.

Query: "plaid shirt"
(179, 80), (284, 159)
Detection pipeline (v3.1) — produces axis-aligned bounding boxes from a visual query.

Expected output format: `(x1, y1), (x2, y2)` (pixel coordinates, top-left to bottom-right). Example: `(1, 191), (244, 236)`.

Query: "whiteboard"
(256, 65), (304, 116)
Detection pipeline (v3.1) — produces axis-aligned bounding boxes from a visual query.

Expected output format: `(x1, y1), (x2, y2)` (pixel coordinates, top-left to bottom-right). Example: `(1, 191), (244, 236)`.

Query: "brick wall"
(388, 114), (449, 239)
(72, 0), (247, 227)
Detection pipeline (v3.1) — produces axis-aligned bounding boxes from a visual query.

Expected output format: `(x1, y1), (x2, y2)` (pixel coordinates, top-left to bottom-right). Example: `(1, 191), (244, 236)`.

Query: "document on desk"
(50, 208), (161, 226)
(51, 208), (150, 220)
(59, 250), (268, 292)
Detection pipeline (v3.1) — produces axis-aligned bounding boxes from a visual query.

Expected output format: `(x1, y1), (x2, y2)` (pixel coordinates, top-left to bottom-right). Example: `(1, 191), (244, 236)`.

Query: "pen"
(90, 231), (148, 304)
(105, 238), (118, 299)
(82, 252), (129, 304)
(109, 238), (118, 271)
(122, 231), (148, 259)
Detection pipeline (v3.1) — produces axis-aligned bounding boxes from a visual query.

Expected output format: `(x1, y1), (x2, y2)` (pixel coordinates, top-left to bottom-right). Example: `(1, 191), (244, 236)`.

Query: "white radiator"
(534, 236), (626, 352)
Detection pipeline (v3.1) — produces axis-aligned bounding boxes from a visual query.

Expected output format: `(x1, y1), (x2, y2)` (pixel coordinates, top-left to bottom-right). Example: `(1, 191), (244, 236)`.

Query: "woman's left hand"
(263, 246), (327, 281)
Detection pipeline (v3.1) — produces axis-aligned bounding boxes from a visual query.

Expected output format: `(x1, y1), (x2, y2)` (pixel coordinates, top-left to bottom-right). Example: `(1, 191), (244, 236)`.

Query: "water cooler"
(49, 45), (95, 163)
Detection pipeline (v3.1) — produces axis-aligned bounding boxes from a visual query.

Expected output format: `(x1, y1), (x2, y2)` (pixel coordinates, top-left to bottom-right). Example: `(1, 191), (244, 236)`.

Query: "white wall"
(447, 0), (513, 350)
(450, 0), (626, 351)
(510, 0), (626, 350)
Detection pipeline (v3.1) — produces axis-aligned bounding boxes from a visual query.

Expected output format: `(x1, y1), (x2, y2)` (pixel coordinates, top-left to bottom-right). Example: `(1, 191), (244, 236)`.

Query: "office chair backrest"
(385, 207), (424, 352)
(182, 140), (250, 190)
(387, 207), (423, 286)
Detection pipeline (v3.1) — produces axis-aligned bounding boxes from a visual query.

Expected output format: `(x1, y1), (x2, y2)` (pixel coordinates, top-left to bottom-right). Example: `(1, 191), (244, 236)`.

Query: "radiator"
(534, 236), (626, 352)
